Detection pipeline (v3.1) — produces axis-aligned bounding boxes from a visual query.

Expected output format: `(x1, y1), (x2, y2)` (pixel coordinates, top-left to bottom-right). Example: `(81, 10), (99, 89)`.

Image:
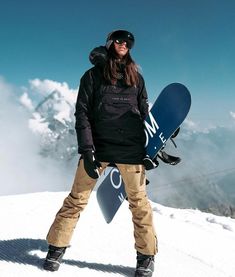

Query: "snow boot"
(134, 251), (155, 277)
(43, 245), (66, 271)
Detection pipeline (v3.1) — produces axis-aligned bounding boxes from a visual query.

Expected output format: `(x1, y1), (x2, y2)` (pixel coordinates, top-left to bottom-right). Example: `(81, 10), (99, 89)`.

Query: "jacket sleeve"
(138, 74), (149, 120)
(74, 70), (94, 154)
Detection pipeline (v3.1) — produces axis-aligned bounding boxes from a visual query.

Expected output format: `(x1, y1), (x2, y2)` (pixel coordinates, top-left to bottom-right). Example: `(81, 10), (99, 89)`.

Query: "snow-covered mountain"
(0, 191), (234, 277)
(27, 89), (78, 161)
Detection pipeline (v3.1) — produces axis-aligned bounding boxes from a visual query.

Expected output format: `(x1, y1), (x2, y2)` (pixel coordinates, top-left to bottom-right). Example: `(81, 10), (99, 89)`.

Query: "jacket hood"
(89, 46), (108, 67)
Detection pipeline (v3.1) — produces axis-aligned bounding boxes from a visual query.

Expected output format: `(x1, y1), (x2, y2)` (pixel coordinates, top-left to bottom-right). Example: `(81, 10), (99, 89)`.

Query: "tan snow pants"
(46, 159), (157, 255)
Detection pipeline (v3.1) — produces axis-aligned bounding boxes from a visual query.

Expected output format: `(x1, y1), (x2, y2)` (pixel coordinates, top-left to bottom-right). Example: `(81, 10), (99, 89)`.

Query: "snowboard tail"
(97, 167), (127, 223)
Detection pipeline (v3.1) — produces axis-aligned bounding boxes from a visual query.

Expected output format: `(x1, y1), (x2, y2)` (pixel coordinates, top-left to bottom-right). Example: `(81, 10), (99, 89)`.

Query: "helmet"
(106, 30), (135, 50)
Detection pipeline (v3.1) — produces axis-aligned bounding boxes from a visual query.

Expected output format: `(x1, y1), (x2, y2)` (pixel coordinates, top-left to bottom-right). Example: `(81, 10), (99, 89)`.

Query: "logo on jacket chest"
(111, 96), (131, 102)
(101, 85), (138, 105)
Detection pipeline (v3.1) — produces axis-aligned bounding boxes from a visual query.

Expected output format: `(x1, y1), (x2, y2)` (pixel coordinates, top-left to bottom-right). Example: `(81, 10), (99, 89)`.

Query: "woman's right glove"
(83, 150), (102, 179)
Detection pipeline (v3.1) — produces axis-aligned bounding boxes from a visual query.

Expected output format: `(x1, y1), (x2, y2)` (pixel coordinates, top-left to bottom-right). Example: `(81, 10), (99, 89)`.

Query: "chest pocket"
(96, 85), (139, 120)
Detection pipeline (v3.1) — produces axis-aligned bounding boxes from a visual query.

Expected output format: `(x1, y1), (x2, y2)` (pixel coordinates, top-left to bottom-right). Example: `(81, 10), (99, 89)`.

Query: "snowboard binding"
(143, 127), (181, 170)
(157, 150), (181, 165)
(157, 127), (181, 165)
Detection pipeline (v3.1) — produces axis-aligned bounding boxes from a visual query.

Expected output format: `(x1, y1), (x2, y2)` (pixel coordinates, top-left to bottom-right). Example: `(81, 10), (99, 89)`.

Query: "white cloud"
(230, 111), (235, 119)
(0, 76), (13, 92)
(29, 78), (77, 104)
(19, 92), (34, 110)
(184, 118), (198, 130)
(183, 118), (213, 134)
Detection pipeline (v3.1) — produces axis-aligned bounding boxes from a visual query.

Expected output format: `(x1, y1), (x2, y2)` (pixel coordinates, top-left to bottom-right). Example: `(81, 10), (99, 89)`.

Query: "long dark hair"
(104, 44), (139, 87)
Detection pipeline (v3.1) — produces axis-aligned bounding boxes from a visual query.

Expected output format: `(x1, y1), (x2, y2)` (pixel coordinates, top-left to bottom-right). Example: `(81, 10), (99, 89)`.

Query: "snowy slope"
(0, 192), (235, 277)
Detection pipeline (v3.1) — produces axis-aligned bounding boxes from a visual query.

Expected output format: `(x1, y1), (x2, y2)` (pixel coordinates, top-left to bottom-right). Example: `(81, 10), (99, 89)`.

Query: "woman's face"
(114, 40), (129, 58)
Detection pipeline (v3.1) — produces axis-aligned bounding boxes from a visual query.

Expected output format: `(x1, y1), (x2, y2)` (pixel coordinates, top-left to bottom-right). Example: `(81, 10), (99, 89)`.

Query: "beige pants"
(46, 159), (157, 255)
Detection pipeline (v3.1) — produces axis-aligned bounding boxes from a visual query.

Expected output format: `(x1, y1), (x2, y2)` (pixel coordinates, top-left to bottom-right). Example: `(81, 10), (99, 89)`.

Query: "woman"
(43, 30), (157, 277)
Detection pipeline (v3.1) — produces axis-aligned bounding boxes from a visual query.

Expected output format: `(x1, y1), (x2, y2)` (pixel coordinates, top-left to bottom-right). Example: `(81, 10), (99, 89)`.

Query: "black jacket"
(75, 47), (149, 164)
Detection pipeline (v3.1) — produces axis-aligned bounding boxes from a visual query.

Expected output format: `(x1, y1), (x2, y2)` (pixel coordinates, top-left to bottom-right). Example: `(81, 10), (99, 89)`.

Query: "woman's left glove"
(83, 150), (102, 179)
(143, 155), (159, 170)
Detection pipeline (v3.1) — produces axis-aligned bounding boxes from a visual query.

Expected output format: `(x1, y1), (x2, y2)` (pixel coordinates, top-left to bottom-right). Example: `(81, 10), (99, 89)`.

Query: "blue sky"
(0, 0), (235, 127)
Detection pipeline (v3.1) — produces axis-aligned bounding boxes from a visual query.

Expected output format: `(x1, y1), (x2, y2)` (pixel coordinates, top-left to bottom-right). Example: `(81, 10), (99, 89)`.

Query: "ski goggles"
(107, 30), (135, 49)
(114, 38), (132, 48)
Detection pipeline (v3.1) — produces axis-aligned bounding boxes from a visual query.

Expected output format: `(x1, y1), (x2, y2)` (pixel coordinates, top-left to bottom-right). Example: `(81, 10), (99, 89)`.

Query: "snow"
(0, 191), (235, 277)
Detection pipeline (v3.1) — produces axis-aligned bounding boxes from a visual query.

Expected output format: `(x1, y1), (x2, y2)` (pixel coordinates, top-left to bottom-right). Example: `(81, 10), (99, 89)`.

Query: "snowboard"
(97, 83), (191, 223)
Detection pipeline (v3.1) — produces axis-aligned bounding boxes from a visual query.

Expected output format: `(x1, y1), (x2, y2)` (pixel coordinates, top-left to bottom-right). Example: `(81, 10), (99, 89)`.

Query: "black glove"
(83, 150), (102, 179)
(143, 155), (159, 170)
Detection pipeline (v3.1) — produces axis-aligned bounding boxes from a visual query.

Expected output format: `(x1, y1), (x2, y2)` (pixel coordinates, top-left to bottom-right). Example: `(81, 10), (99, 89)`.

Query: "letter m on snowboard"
(145, 112), (159, 138)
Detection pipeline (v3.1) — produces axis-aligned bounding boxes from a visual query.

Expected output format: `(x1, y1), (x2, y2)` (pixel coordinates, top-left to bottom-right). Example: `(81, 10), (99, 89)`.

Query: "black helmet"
(106, 30), (135, 50)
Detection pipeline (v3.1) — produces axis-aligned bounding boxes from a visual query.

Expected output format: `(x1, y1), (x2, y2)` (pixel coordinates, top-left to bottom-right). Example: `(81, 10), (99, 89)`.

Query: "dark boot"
(43, 245), (66, 271)
(135, 251), (155, 277)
